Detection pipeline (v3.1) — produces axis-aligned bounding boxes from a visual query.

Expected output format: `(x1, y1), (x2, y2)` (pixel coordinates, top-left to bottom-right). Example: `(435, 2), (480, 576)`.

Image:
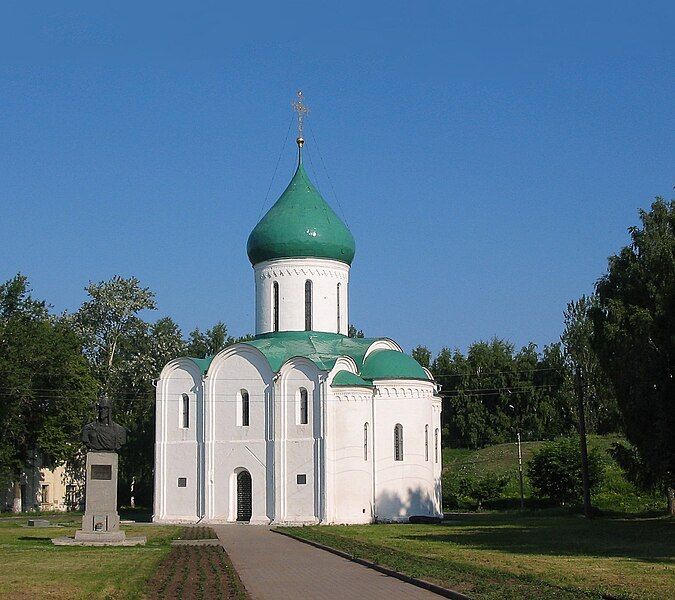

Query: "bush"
(528, 437), (605, 505)
(458, 472), (510, 510)
(609, 441), (661, 491)
(441, 469), (461, 509)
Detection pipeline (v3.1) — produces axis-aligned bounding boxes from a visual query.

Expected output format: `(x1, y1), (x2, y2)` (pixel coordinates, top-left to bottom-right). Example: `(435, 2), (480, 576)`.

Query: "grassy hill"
(283, 435), (672, 600)
(442, 434), (664, 513)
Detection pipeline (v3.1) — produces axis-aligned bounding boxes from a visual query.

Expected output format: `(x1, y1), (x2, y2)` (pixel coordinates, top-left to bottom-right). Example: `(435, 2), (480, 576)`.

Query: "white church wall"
(327, 389), (374, 524)
(363, 338), (403, 359)
(154, 355), (443, 525)
(330, 355), (360, 375)
(154, 359), (204, 522)
(205, 347), (274, 524)
(372, 380), (442, 522)
(276, 358), (321, 523)
(254, 258), (349, 334)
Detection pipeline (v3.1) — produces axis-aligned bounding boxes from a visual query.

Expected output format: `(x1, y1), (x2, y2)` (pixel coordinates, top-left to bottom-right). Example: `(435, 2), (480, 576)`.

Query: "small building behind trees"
(2, 464), (82, 513)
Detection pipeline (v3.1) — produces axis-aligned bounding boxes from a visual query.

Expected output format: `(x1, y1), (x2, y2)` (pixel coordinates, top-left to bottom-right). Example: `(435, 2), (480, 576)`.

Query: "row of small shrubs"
(443, 436), (606, 510)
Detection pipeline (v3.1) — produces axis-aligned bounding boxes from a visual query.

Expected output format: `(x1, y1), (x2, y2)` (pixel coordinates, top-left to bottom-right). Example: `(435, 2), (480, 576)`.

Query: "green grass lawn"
(280, 512), (674, 600)
(0, 513), (180, 599)
(442, 434), (665, 513)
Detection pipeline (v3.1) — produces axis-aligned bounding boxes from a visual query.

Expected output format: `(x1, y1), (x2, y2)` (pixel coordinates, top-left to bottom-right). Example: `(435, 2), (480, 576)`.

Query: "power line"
(0, 394), (424, 404)
(438, 384), (554, 397)
(433, 367), (560, 379)
(0, 383), (556, 403)
(304, 138), (322, 195)
(5, 372), (564, 400)
(257, 114), (294, 220)
(307, 122), (350, 228)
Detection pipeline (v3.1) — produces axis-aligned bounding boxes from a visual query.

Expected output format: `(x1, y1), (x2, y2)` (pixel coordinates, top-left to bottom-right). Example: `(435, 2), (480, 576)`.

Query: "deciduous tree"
(458, 472), (510, 511)
(591, 198), (675, 513)
(0, 275), (97, 511)
(186, 322), (228, 358)
(528, 437), (605, 506)
(561, 295), (619, 433)
(348, 324), (364, 338)
(73, 275), (156, 392)
(412, 345), (431, 368)
(72, 275), (158, 505)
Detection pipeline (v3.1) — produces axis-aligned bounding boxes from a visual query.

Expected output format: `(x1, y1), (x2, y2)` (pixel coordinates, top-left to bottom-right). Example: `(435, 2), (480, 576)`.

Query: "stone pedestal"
(53, 396), (145, 547)
(74, 452), (128, 544)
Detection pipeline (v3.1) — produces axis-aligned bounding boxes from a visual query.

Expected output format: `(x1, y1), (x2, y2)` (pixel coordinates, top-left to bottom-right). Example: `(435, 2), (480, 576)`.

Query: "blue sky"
(1, 2), (673, 356)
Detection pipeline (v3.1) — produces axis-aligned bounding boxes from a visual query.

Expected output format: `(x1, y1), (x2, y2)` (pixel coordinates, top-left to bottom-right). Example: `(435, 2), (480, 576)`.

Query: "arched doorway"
(236, 470), (252, 522)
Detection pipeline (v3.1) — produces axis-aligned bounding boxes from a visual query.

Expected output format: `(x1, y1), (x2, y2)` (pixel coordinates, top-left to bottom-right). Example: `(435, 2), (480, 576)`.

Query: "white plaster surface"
(154, 347), (442, 524)
(254, 257), (349, 335)
(153, 245), (442, 525)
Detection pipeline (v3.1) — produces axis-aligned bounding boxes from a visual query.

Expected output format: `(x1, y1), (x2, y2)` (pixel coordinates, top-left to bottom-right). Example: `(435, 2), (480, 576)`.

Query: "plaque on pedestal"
(54, 395), (145, 546)
(74, 452), (126, 543)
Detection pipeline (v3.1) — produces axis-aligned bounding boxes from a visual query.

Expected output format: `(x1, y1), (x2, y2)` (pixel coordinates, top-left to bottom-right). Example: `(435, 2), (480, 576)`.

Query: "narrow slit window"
(337, 283), (341, 334)
(299, 388), (308, 425)
(273, 281), (279, 332)
(394, 424), (404, 461)
(241, 390), (250, 426)
(181, 393), (189, 428)
(425, 425), (429, 461)
(304, 280), (312, 331)
(364, 422), (369, 461)
(435, 428), (439, 463)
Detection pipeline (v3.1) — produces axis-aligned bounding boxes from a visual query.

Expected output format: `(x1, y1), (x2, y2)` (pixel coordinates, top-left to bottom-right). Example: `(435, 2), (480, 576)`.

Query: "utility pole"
(575, 365), (592, 518)
(516, 431), (525, 511)
(508, 400), (525, 511)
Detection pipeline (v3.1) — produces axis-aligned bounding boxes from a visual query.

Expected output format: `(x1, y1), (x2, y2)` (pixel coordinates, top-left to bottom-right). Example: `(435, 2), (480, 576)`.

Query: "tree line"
(0, 198), (672, 513)
(0, 274), (252, 509)
(412, 293), (619, 450)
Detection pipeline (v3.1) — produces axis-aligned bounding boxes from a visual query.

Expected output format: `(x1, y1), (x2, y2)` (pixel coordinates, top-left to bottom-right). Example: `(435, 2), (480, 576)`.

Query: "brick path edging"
(270, 528), (471, 600)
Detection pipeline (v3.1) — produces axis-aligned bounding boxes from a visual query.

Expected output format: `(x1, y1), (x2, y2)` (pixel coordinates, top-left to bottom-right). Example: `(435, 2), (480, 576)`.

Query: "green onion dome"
(247, 163), (356, 266)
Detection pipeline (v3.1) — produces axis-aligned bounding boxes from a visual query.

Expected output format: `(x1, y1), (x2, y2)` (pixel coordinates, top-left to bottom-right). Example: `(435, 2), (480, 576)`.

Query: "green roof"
(242, 331), (375, 372)
(246, 163), (356, 266)
(189, 356), (214, 375)
(187, 334), (430, 383)
(360, 349), (430, 381)
(331, 370), (373, 388)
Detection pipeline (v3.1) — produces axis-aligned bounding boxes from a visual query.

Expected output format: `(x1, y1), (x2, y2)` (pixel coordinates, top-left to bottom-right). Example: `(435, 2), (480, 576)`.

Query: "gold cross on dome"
(292, 90), (310, 138)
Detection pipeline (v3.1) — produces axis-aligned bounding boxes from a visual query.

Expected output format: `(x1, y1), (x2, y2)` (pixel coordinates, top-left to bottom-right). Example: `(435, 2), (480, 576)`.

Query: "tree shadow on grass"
(18, 536), (51, 542)
(481, 497), (551, 511)
(401, 512), (675, 563)
(594, 508), (668, 520)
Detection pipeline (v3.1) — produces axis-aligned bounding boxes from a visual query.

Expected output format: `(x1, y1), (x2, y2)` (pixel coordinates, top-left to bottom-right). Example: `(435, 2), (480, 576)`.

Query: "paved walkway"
(213, 525), (439, 600)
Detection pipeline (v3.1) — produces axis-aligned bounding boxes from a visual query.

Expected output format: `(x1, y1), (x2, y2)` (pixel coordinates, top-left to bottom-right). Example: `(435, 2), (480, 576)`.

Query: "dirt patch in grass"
(145, 545), (248, 599)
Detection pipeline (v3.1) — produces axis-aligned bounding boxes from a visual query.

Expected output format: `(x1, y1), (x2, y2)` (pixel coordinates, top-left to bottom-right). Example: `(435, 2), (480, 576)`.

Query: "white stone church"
(153, 127), (443, 525)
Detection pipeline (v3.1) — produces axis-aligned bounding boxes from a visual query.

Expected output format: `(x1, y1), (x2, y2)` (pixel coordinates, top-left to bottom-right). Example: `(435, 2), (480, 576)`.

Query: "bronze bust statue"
(82, 395), (127, 452)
